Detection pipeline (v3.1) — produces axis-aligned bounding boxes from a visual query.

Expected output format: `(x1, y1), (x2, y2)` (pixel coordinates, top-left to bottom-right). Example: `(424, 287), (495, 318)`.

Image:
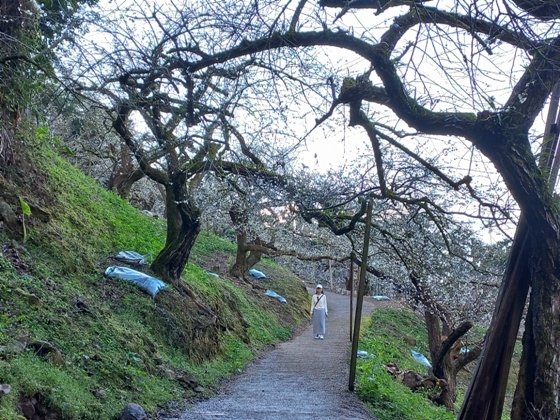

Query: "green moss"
(356, 308), (454, 420)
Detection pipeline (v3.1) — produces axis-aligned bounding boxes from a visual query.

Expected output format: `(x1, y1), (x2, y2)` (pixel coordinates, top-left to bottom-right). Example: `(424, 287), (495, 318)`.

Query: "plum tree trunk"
(107, 143), (144, 198)
(511, 235), (560, 419)
(151, 173), (201, 283)
(425, 310), (476, 410)
(229, 206), (249, 278)
(228, 206), (265, 279)
(230, 230), (249, 278)
(437, 358), (456, 410)
(229, 231), (264, 279)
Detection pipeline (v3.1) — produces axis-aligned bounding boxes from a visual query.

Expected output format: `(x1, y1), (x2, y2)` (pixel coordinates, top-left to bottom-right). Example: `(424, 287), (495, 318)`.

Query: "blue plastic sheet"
(411, 349), (432, 368)
(115, 251), (147, 265)
(205, 271), (220, 278)
(105, 266), (167, 297)
(249, 268), (266, 279)
(372, 295), (391, 301)
(357, 350), (373, 359)
(265, 289), (287, 303)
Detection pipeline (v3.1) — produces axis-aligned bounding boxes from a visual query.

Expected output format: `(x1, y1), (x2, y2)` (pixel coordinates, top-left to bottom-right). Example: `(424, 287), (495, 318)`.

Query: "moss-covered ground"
(355, 306), (517, 419)
(355, 308), (454, 420)
(0, 129), (309, 419)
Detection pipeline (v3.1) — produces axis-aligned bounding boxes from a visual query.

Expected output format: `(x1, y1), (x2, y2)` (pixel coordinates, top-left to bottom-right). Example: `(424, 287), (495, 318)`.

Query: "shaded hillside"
(0, 128), (309, 419)
(356, 308), (507, 420)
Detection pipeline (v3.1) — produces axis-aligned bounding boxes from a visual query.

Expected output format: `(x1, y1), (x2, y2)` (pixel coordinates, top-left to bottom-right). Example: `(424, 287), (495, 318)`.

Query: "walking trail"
(168, 290), (377, 420)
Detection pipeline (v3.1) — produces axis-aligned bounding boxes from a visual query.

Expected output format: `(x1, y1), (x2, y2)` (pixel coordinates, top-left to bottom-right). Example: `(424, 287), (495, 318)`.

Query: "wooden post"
(328, 259), (334, 290)
(349, 200), (373, 392)
(545, 83), (560, 189)
(349, 252), (355, 342)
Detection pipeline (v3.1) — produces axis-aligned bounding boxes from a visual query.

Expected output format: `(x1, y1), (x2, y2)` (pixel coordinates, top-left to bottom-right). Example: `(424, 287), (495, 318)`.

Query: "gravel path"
(168, 290), (376, 420)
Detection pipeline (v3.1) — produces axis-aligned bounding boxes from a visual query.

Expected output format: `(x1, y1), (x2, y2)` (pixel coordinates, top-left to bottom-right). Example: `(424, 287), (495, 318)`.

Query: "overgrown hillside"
(0, 129), (309, 419)
(356, 308), (454, 420)
(356, 308), (513, 420)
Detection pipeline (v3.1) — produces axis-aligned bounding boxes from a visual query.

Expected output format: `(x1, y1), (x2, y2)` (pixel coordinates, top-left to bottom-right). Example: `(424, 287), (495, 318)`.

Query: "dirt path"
(167, 290), (376, 420)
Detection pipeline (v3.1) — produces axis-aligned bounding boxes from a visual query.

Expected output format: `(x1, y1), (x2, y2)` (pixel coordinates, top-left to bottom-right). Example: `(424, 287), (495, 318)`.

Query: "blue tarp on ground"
(411, 349), (432, 368)
(205, 271), (220, 277)
(357, 350), (374, 359)
(249, 268), (267, 279)
(265, 289), (287, 304)
(372, 295), (391, 301)
(105, 266), (167, 297)
(115, 251), (147, 266)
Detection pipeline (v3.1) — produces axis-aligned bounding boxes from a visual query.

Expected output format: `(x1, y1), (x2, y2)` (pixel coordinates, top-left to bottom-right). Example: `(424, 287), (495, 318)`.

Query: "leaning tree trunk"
(511, 234), (560, 419)
(151, 173), (201, 283)
(458, 219), (531, 419)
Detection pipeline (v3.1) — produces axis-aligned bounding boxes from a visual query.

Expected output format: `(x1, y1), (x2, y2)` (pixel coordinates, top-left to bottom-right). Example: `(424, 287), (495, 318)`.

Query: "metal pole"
(349, 252), (354, 342)
(349, 200), (373, 392)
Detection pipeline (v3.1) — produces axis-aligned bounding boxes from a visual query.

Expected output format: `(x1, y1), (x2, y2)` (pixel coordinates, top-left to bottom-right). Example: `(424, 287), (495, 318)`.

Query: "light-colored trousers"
(312, 308), (326, 336)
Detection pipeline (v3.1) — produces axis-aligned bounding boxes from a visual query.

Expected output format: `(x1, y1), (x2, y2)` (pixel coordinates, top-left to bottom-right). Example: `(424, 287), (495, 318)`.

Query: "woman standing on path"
(311, 284), (328, 339)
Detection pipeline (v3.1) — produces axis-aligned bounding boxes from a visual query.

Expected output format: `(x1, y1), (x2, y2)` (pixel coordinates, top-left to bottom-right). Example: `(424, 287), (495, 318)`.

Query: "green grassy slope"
(356, 308), (454, 420)
(0, 129), (309, 419)
(356, 307), (514, 420)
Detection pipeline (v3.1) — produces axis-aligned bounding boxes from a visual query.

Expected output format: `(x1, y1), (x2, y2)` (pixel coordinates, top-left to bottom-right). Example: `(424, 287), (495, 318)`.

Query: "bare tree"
(67, 0), (560, 415)
(200, 2), (559, 416)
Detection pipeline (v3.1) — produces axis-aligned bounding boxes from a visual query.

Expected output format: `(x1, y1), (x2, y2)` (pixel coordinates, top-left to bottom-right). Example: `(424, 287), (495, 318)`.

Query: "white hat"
(316, 284), (323, 289)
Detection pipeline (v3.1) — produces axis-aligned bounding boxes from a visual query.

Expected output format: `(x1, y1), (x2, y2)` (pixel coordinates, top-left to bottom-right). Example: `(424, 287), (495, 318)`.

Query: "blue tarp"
(249, 268), (267, 279)
(357, 350), (373, 359)
(265, 289), (287, 304)
(205, 271), (220, 278)
(105, 266), (167, 297)
(115, 251), (147, 265)
(372, 295), (391, 301)
(411, 349), (432, 368)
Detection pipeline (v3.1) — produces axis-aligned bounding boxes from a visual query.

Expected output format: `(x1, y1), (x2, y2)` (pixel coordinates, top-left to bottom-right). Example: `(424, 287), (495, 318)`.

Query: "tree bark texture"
(107, 143), (144, 198)
(230, 230), (249, 279)
(425, 310), (477, 410)
(228, 207), (264, 278)
(458, 219), (531, 419)
(151, 173), (201, 283)
(229, 233), (264, 278)
(512, 233), (560, 420)
(229, 207), (250, 278)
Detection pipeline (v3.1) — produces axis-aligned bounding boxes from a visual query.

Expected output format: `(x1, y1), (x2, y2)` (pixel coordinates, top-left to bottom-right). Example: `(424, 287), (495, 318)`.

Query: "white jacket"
(311, 293), (328, 315)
